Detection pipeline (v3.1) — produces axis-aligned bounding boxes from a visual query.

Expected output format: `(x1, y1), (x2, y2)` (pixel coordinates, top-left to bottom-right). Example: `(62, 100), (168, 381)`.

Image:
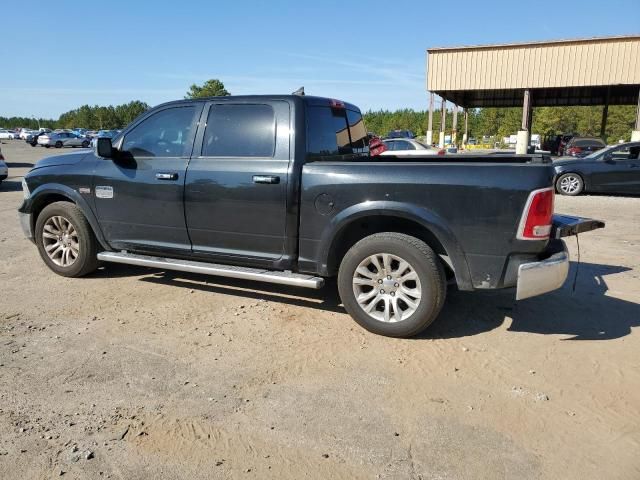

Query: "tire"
(55, 141), (63, 148)
(35, 201), (99, 277)
(82, 140), (89, 148)
(556, 173), (584, 196)
(337, 232), (446, 338)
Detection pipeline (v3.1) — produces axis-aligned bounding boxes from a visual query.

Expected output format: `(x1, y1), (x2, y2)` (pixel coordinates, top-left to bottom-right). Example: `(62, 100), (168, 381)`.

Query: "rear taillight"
(437, 148), (446, 155)
(329, 99), (345, 109)
(517, 187), (554, 240)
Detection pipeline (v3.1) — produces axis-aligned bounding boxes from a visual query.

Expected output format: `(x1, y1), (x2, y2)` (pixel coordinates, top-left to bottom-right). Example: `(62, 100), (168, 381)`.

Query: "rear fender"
(318, 200), (473, 290)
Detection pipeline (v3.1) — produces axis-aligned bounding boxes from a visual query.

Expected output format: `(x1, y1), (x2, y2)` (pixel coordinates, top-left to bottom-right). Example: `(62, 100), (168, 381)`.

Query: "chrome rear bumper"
(516, 240), (569, 300)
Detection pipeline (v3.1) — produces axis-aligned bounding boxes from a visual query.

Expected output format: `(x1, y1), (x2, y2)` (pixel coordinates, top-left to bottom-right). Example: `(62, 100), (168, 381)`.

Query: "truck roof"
(153, 95), (361, 112)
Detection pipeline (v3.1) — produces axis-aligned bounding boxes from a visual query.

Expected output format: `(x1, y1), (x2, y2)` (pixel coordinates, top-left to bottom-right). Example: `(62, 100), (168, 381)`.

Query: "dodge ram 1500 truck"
(18, 95), (604, 337)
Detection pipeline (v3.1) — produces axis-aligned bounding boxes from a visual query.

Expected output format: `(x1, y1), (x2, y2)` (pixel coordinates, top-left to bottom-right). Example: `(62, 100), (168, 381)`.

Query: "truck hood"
(33, 150), (91, 169)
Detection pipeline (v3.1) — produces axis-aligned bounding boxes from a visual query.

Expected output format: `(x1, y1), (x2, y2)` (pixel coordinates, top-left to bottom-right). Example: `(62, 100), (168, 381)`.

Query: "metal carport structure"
(426, 35), (640, 152)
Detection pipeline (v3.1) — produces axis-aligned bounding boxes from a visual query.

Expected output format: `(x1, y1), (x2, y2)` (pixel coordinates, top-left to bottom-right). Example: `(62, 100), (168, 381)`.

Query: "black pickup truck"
(18, 95), (603, 337)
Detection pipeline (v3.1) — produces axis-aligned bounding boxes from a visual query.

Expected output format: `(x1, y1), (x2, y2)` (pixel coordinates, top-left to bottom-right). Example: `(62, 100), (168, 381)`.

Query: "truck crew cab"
(19, 95), (603, 337)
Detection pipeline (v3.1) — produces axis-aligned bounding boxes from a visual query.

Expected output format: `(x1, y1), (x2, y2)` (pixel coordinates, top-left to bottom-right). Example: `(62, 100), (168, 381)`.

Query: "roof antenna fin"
(292, 86), (305, 96)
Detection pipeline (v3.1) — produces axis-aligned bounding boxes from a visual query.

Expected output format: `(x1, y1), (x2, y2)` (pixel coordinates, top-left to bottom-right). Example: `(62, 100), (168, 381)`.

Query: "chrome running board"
(97, 251), (324, 289)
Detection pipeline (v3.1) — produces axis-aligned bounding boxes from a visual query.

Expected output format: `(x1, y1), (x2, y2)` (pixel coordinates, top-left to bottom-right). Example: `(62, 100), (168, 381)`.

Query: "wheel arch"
(319, 201), (473, 290)
(27, 184), (110, 250)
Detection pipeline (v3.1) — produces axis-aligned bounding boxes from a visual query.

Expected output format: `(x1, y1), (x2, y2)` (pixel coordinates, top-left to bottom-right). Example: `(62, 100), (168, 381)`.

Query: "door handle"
(156, 172), (179, 180)
(253, 175), (280, 184)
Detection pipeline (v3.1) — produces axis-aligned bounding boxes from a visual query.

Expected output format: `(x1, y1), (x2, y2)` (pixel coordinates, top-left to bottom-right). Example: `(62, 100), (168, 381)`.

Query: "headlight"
(21, 179), (30, 199)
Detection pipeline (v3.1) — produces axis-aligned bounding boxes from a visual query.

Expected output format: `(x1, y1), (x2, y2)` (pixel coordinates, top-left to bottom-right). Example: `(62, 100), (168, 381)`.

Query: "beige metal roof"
(426, 35), (640, 107)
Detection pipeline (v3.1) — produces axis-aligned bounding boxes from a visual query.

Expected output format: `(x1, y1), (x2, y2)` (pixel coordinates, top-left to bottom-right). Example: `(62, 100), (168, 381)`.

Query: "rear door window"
(202, 104), (275, 157)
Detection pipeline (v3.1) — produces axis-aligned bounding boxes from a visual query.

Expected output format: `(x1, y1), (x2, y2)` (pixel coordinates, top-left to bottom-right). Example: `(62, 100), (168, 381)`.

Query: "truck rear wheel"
(35, 201), (99, 277)
(337, 232), (446, 338)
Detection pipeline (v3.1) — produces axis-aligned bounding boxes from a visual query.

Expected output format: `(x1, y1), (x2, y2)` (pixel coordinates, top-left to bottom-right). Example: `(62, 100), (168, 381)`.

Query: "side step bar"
(97, 251), (325, 289)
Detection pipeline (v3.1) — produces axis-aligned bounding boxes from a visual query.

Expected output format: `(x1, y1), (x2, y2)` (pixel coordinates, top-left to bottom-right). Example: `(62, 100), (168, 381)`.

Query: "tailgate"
(552, 214), (605, 239)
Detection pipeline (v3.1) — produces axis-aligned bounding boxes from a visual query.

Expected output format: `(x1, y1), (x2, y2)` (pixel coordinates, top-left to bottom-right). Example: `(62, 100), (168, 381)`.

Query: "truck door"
(93, 104), (201, 254)
(184, 101), (290, 263)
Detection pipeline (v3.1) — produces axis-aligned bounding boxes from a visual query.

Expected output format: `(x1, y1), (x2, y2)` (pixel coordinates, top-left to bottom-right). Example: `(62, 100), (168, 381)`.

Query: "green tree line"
(364, 105), (637, 143)
(0, 100), (150, 131)
(0, 78), (228, 131)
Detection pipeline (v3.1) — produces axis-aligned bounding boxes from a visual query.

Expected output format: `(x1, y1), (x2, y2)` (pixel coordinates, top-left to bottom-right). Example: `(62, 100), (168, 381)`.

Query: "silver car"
(37, 132), (91, 149)
(380, 138), (444, 156)
(0, 129), (17, 140)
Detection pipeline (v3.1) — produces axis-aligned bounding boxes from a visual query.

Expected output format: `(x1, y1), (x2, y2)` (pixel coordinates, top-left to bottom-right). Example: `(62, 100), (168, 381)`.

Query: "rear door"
(184, 101), (290, 263)
(93, 104), (201, 254)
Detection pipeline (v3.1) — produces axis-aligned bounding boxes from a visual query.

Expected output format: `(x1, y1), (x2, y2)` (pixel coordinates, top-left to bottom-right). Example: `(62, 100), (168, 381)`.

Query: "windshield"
(584, 144), (616, 159)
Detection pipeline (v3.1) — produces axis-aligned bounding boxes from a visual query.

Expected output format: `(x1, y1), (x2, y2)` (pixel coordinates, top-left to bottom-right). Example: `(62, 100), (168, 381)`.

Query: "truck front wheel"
(35, 201), (99, 277)
(338, 232), (446, 338)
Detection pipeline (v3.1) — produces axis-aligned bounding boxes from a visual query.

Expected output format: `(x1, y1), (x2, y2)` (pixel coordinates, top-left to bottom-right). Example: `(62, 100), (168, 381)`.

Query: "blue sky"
(2, 0), (639, 118)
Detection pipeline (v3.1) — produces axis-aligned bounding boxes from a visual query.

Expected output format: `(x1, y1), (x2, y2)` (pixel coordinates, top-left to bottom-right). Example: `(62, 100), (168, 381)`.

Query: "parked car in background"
(380, 138), (443, 156)
(19, 129), (32, 140)
(563, 137), (606, 157)
(90, 130), (119, 147)
(554, 141), (640, 195)
(557, 134), (576, 156)
(385, 129), (416, 139)
(0, 146), (7, 183)
(0, 129), (18, 140)
(26, 131), (48, 147)
(38, 132), (91, 148)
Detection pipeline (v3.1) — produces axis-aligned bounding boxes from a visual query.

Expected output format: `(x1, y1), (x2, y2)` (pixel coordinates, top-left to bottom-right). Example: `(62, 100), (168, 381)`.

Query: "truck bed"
(298, 158), (556, 291)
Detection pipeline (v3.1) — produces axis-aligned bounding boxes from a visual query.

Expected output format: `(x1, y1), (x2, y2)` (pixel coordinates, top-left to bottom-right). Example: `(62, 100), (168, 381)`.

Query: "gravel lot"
(1, 140), (639, 479)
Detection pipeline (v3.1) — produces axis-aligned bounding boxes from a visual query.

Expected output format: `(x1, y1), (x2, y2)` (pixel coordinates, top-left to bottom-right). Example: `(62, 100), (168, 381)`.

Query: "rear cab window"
(306, 104), (369, 161)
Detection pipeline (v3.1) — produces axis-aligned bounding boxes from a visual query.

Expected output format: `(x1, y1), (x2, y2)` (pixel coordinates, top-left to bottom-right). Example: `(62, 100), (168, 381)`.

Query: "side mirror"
(603, 155), (615, 164)
(96, 137), (113, 158)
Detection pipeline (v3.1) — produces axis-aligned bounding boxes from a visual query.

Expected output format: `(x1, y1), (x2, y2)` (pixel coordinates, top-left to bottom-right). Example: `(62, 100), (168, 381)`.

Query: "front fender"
(20, 183), (111, 251)
(318, 200), (473, 290)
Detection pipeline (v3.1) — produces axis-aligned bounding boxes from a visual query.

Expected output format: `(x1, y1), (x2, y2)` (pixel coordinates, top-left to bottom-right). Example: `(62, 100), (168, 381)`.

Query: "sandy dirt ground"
(0, 140), (639, 479)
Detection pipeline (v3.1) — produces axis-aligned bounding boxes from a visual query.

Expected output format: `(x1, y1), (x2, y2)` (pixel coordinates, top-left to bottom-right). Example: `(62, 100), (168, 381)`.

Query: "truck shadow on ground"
(95, 260), (638, 341)
(425, 262), (637, 341)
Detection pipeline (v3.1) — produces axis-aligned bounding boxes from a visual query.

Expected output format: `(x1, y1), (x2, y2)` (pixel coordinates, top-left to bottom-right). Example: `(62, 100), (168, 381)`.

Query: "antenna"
(292, 86), (305, 96)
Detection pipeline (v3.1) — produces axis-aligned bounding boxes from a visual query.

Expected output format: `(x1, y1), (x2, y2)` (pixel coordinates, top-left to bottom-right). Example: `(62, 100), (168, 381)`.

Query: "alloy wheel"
(42, 216), (80, 267)
(352, 253), (422, 322)
(559, 175), (581, 194)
